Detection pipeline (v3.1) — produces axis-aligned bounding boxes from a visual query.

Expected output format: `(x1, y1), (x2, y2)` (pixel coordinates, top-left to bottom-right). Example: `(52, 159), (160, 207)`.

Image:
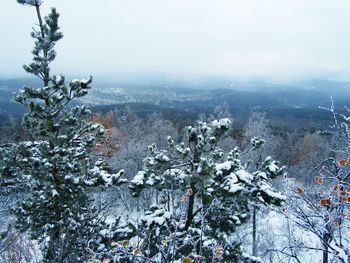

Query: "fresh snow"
(216, 161), (234, 175)
(130, 171), (146, 185)
(52, 189), (59, 197)
(260, 184), (286, 200)
(211, 118), (231, 128)
(140, 209), (171, 227)
(235, 169), (253, 184)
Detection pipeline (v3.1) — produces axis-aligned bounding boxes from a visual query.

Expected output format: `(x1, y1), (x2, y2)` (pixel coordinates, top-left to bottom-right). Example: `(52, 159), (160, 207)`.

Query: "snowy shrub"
(120, 118), (285, 262)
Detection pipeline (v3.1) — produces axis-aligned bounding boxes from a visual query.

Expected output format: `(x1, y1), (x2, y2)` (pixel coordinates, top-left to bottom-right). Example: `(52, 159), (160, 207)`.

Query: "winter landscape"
(1, 0), (350, 262)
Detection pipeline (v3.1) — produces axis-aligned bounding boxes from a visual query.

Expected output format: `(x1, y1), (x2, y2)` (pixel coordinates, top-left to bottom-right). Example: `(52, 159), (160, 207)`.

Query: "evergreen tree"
(126, 118), (285, 262)
(0, 1), (126, 262)
(243, 112), (283, 256)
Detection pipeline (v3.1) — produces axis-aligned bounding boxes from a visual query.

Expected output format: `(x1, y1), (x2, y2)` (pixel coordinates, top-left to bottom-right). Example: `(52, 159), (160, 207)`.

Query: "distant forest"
(1, 77), (349, 133)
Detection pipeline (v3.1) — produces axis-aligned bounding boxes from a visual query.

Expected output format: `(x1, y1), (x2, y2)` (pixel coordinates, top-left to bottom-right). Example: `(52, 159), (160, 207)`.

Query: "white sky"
(1, 0), (350, 81)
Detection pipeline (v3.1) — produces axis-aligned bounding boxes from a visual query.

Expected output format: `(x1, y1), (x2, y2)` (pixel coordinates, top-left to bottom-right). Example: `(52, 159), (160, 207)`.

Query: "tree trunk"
(322, 243), (328, 263)
(322, 232), (329, 263)
(35, 3), (50, 87)
(184, 183), (196, 231)
(252, 205), (257, 257)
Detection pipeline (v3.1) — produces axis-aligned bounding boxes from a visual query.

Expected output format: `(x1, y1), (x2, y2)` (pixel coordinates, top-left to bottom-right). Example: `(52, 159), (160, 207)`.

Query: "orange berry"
(133, 248), (141, 255)
(296, 187), (304, 194)
(314, 176), (323, 185)
(333, 185), (339, 193)
(320, 198), (331, 206)
(339, 159), (347, 167)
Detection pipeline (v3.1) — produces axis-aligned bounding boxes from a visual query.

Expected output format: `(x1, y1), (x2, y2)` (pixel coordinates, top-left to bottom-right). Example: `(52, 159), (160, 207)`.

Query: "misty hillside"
(1, 77), (349, 130)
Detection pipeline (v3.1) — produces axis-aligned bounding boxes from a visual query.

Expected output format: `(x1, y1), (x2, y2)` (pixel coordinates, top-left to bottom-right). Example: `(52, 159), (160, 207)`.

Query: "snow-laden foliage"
(17, 0), (62, 84)
(0, 2), (126, 262)
(121, 118), (285, 262)
(17, 0), (43, 6)
(284, 101), (350, 262)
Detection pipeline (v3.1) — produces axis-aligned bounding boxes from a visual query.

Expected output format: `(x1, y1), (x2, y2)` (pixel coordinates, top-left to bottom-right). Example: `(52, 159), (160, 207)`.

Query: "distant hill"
(1, 76), (349, 130)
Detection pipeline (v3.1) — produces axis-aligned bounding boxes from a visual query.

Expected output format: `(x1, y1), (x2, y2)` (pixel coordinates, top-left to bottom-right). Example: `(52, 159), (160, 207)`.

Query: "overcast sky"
(1, 0), (350, 81)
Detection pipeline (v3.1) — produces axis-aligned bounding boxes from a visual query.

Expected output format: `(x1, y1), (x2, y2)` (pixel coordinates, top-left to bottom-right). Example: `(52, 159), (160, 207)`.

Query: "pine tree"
(0, 1), (126, 262)
(243, 113), (284, 256)
(126, 118), (285, 262)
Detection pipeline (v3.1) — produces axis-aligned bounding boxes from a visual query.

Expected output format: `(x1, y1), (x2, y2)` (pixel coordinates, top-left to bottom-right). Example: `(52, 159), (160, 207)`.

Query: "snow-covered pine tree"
(0, 1), (126, 262)
(126, 118), (285, 262)
(243, 113), (285, 256)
